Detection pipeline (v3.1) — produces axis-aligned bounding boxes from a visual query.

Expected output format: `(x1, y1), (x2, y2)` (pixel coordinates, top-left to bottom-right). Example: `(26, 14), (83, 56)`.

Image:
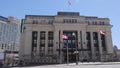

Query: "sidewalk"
(12, 62), (120, 68)
(67, 62), (120, 65)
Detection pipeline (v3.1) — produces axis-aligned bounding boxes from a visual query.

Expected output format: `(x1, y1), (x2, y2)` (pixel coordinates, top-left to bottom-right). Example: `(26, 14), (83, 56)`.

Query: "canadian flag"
(98, 29), (106, 36)
(68, 0), (71, 6)
(60, 34), (68, 39)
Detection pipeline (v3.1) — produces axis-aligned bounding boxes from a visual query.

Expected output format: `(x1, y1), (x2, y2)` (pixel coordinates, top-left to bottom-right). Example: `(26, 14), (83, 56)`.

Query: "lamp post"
(72, 32), (78, 65)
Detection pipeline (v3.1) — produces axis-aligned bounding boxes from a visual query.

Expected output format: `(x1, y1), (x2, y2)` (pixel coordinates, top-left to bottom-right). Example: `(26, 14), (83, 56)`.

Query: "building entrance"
(62, 31), (79, 63)
(63, 51), (78, 63)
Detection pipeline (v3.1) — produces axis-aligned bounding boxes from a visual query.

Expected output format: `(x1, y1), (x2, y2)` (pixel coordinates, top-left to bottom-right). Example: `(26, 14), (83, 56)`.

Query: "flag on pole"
(98, 29), (106, 36)
(68, 0), (71, 6)
(68, 0), (71, 10)
(60, 34), (68, 39)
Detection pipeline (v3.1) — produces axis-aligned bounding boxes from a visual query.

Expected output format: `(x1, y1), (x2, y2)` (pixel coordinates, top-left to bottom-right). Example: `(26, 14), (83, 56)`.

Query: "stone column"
(45, 31), (48, 55)
(54, 29), (59, 54)
(81, 30), (86, 49)
(77, 30), (81, 61)
(105, 31), (113, 54)
(60, 30), (63, 63)
(81, 30), (87, 59)
(90, 32), (95, 61)
(24, 30), (32, 59)
(77, 30), (81, 49)
(98, 32), (103, 61)
(19, 33), (25, 60)
(37, 31), (40, 55)
(60, 30), (63, 49)
(54, 29), (60, 63)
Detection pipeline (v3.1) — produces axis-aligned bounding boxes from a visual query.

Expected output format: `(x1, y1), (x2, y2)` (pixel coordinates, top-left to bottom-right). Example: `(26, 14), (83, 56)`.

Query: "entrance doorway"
(63, 51), (79, 63)
(62, 31), (78, 63)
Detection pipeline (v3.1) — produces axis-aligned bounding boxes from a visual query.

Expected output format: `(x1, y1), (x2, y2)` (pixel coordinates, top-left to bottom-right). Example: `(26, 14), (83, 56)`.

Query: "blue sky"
(0, 0), (120, 49)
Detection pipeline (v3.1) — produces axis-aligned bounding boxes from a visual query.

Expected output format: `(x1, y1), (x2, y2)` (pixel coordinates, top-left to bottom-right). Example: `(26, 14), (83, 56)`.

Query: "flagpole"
(59, 30), (62, 63)
(67, 40), (69, 65)
(99, 33), (103, 62)
(68, 0), (71, 11)
(60, 34), (69, 64)
(98, 28), (106, 62)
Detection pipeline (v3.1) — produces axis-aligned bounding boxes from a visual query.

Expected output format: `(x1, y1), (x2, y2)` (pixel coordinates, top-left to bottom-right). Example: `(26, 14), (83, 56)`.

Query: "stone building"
(20, 12), (113, 64)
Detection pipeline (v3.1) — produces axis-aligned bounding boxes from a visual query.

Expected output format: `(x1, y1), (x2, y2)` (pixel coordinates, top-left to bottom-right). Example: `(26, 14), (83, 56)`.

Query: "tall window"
(92, 21), (95, 25)
(39, 47), (45, 57)
(86, 32), (92, 58)
(32, 31), (38, 56)
(48, 31), (54, 47)
(48, 31), (54, 55)
(101, 34), (106, 51)
(99, 21), (105, 25)
(86, 32), (91, 50)
(93, 32), (99, 51)
(92, 21), (97, 25)
(40, 31), (45, 47)
(63, 31), (77, 48)
(40, 40), (45, 47)
(32, 20), (38, 24)
(95, 21), (97, 25)
(48, 20), (53, 24)
(48, 47), (53, 55)
(48, 31), (54, 40)
(101, 21), (104, 25)
(39, 31), (46, 56)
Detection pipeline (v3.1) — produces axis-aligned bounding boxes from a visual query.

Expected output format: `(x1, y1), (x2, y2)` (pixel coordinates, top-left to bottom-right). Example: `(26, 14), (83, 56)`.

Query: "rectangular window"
(101, 34), (106, 51)
(34, 40), (37, 44)
(48, 31), (53, 40)
(40, 40), (45, 47)
(32, 31), (38, 47)
(48, 40), (53, 47)
(95, 21), (97, 25)
(32, 20), (38, 24)
(86, 32), (91, 50)
(48, 31), (54, 47)
(86, 32), (90, 40)
(63, 19), (66, 23)
(63, 19), (77, 23)
(93, 32), (99, 49)
(32, 31), (38, 56)
(92, 21), (94, 25)
(39, 47), (45, 56)
(99, 21), (105, 25)
(40, 31), (45, 39)
(102, 22), (104, 25)
(48, 47), (53, 55)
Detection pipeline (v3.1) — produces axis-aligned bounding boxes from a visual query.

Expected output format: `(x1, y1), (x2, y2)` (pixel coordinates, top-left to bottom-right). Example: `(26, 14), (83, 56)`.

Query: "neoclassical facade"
(20, 12), (113, 64)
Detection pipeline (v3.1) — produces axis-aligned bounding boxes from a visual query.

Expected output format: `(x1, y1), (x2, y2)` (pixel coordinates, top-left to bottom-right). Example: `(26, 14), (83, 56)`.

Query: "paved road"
(12, 62), (120, 68)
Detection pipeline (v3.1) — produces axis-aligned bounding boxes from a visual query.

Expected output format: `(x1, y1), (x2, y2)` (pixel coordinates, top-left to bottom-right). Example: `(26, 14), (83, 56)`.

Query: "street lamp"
(72, 32), (78, 65)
